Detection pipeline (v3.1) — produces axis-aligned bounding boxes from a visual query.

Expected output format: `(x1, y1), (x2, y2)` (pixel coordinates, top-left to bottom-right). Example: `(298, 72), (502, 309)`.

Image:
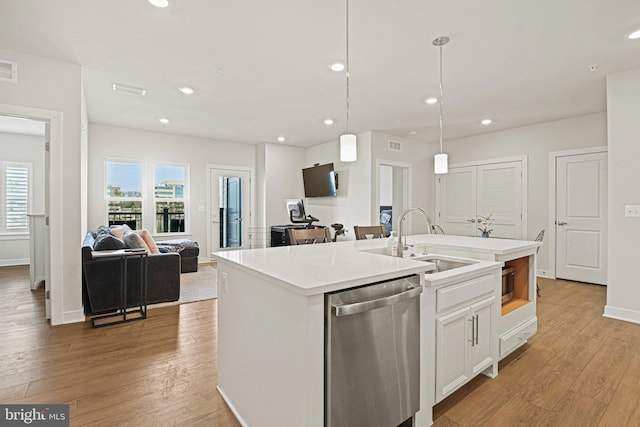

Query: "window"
(154, 163), (187, 233)
(106, 160), (143, 230)
(0, 162), (32, 234)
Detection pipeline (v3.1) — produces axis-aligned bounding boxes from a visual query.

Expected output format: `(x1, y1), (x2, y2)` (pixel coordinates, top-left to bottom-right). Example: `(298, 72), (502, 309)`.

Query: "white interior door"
(556, 152), (607, 285)
(44, 122), (51, 319)
(210, 168), (251, 254)
(437, 167), (477, 236)
(476, 162), (522, 239)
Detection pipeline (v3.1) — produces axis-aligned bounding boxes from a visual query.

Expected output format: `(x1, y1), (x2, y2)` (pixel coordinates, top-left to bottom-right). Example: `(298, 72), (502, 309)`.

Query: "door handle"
(556, 221), (567, 226)
(466, 219), (476, 223)
(475, 314), (479, 346)
(332, 285), (422, 317)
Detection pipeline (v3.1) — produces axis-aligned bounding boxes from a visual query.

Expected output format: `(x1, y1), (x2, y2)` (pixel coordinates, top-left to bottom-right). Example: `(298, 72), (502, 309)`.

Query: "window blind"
(5, 166), (29, 231)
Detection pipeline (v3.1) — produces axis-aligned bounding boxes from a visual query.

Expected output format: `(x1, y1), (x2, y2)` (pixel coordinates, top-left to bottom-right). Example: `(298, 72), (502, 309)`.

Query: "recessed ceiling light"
(481, 118), (492, 125)
(408, 130), (417, 135)
(277, 136), (286, 142)
(425, 97), (438, 105)
(113, 83), (146, 96)
(179, 86), (194, 95)
(329, 63), (345, 72)
(159, 118), (170, 124)
(628, 29), (640, 40)
(323, 119), (334, 125)
(148, 0), (168, 7)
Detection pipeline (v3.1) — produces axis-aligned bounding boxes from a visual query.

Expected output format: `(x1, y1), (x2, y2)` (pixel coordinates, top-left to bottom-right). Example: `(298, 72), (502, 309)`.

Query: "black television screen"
(302, 163), (337, 197)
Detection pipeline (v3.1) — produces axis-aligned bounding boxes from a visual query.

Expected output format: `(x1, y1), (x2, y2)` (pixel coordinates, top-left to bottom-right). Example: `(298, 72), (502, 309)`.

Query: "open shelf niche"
(501, 256), (530, 316)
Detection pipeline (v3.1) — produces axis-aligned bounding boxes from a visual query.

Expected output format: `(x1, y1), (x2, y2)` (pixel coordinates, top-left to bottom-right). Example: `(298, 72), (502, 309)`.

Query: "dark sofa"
(156, 239), (199, 273)
(82, 232), (181, 315)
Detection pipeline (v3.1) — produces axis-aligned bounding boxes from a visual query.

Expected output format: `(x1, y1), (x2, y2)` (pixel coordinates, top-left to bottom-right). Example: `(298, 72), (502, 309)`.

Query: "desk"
(87, 249), (148, 328)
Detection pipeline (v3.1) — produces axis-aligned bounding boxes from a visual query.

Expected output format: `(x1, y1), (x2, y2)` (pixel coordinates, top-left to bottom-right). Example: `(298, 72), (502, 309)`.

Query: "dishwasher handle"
(332, 285), (422, 317)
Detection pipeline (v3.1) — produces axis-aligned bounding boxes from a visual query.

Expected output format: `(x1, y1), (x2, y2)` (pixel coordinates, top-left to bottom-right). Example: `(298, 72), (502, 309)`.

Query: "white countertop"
(213, 234), (538, 296)
(213, 240), (431, 296)
(403, 233), (542, 255)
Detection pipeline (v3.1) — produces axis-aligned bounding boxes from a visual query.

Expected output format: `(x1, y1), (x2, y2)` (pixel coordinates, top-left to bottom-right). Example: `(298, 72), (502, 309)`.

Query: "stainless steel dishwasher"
(325, 274), (422, 427)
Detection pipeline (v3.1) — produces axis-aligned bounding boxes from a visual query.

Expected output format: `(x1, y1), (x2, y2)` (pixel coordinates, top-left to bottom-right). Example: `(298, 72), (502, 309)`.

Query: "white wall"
(87, 124), (256, 261)
(263, 143), (306, 228)
(0, 131), (45, 265)
(305, 132), (373, 239)
(0, 49), (83, 324)
(605, 68), (640, 324)
(379, 165), (393, 206)
(434, 112), (607, 273)
(371, 132), (434, 235)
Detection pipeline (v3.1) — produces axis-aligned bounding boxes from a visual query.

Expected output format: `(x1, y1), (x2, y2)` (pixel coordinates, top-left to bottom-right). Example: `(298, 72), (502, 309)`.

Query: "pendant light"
(339, 0), (357, 162)
(433, 36), (449, 174)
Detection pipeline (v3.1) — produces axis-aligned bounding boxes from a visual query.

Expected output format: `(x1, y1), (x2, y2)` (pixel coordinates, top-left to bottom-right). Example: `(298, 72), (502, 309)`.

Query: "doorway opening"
(376, 160), (410, 236)
(0, 114), (49, 317)
(207, 165), (253, 259)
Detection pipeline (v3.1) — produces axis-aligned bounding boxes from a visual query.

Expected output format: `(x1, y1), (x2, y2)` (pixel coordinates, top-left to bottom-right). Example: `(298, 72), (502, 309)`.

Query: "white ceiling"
(1, 0), (639, 146)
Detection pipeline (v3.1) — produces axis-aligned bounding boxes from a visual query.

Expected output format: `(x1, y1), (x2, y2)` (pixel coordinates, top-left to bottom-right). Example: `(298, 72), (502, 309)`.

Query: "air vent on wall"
(0, 59), (17, 83)
(388, 140), (402, 152)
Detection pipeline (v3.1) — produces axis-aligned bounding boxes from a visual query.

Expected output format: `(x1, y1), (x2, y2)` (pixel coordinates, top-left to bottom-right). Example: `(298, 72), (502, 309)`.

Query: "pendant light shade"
(433, 35), (449, 174)
(339, 0), (357, 162)
(434, 153), (448, 174)
(340, 134), (357, 162)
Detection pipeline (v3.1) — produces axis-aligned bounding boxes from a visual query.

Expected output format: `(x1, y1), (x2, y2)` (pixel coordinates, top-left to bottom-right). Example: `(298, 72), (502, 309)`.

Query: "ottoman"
(156, 239), (200, 273)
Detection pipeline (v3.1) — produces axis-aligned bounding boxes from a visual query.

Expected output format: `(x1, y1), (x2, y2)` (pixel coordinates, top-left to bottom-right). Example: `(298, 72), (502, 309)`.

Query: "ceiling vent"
(388, 140), (402, 152)
(0, 59), (17, 83)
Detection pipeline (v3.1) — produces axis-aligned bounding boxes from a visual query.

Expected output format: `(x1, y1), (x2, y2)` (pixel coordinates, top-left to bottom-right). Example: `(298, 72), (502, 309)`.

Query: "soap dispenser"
(387, 231), (397, 256)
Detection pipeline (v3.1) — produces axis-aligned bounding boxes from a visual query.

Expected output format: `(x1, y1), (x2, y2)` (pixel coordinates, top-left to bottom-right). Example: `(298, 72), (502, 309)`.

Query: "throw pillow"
(111, 224), (132, 239)
(93, 233), (126, 251)
(138, 229), (160, 254)
(123, 231), (150, 252)
(96, 225), (113, 236)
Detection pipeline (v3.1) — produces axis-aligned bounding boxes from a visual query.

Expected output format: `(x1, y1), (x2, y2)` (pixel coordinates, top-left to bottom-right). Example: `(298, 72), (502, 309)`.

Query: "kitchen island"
(213, 234), (540, 427)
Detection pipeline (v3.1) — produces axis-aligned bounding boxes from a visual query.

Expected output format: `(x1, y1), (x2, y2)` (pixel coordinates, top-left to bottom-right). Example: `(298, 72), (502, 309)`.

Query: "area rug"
(178, 262), (218, 303)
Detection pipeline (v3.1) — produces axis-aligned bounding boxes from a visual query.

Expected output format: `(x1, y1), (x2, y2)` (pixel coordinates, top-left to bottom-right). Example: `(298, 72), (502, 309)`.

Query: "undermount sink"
(412, 255), (477, 273)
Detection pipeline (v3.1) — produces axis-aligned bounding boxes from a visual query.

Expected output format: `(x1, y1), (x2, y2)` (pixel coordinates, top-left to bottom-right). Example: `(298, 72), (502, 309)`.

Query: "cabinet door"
(476, 162), (523, 239)
(469, 296), (495, 376)
(435, 306), (470, 403)
(436, 167), (477, 236)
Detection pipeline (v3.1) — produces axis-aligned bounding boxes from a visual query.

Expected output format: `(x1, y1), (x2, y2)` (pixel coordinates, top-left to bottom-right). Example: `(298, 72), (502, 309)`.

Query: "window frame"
(104, 158), (145, 230)
(0, 161), (33, 236)
(153, 161), (189, 235)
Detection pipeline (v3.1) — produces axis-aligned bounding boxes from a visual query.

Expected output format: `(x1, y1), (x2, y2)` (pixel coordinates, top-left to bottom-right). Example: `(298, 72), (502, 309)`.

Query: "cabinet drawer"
(499, 317), (537, 358)
(436, 274), (495, 313)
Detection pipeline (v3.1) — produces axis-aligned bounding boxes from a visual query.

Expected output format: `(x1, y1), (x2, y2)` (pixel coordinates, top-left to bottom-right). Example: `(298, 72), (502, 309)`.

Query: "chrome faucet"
(396, 206), (432, 257)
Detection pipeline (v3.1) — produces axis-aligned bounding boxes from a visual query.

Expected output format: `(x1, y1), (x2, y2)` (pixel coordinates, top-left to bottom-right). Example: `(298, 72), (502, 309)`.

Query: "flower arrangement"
(477, 214), (493, 237)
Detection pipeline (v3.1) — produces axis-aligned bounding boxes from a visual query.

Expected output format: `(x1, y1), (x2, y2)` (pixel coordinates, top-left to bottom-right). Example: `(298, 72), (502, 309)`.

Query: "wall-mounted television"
(302, 163), (337, 197)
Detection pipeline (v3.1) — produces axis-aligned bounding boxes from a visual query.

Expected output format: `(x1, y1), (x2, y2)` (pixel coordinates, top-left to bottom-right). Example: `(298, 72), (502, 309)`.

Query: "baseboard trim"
(0, 258), (29, 267)
(217, 385), (249, 427)
(603, 305), (640, 325)
(536, 269), (553, 279)
(62, 309), (86, 325)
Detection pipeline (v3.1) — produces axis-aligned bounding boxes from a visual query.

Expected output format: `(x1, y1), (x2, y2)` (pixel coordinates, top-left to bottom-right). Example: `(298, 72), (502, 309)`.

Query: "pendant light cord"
(438, 43), (444, 154)
(433, 35), (449, 154)
(346, 0), (351, 135)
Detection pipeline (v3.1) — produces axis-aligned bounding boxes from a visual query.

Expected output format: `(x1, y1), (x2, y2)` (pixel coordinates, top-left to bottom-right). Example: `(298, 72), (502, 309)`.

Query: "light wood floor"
(0, 265), (239, 427)
(2, 267), (640, 426)
(433, 277), (640, 427)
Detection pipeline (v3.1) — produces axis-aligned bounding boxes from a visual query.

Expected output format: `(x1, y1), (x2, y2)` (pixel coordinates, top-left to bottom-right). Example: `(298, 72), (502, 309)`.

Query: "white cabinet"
(435, 296), (495, 402)
(436, 159), (525, 239)
(435, 285), (497, 403)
